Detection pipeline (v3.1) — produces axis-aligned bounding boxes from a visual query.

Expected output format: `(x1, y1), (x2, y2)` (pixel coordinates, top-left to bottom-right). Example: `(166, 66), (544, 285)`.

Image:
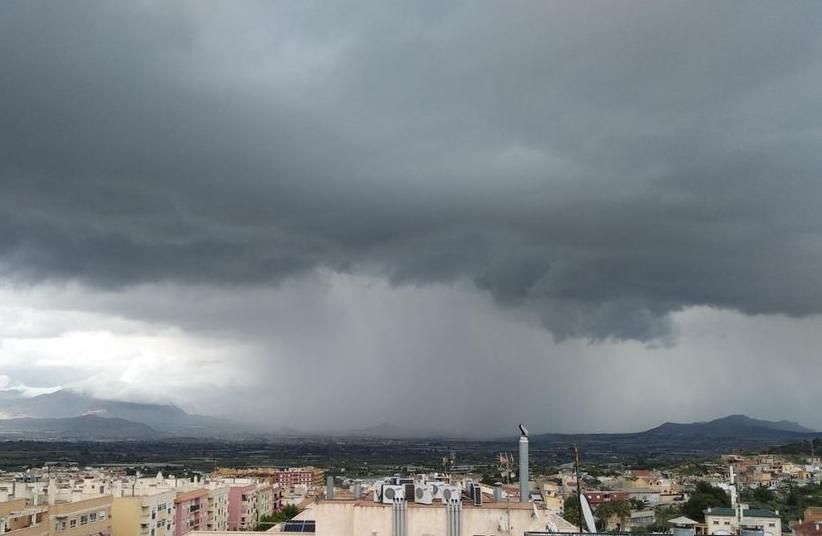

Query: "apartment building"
(272, 469), (324, 492)
(0, 498), (49, 536)
(111, 489), (176, 536)
(203, 486), (228, 532)
(173, 491), (206, 536)
(48, 496), (112, 536)
(227, 484), (256, 531)
(254, 485), (274, 521)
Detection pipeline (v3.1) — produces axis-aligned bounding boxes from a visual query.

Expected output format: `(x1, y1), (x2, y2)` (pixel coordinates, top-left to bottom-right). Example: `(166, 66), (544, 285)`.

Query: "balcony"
(5, 524), (49, 536)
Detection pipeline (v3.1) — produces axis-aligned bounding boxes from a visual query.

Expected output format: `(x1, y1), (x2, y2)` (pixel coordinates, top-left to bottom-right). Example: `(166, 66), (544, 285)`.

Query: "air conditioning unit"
(414, 484), (433, 505)
(381, 485), (405, 503)
(430, 482), (446, 501)
(441, 485), (461, 503)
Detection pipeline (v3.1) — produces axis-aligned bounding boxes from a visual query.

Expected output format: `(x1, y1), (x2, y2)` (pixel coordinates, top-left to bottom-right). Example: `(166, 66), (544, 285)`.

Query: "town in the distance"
(1, 393), (821, 536)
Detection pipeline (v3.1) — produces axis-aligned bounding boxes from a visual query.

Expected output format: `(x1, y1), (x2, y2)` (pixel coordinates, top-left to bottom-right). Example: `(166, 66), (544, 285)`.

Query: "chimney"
(494, 483), (502, 502)
(326, 475), (334, 500)
(353, 480), (362, 500)
(519, 424), (529, 503)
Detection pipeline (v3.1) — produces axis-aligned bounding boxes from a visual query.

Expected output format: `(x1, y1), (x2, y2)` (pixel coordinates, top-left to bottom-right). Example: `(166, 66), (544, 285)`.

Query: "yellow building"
(48, 496), (112, 536)
(112, 490), (176, 536)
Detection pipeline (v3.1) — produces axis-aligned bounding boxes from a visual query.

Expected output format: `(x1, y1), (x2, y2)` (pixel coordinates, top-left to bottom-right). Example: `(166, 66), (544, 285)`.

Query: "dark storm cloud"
(2, 1), (822, 340)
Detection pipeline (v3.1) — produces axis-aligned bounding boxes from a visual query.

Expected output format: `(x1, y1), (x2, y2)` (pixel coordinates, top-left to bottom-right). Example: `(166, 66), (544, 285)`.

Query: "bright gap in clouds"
(1, 274), (821, 436)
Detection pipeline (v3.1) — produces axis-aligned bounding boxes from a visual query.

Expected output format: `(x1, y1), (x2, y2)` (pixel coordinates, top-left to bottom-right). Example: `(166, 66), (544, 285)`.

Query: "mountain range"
(0, 390), (250, 439)
(0, 390), (817, 441)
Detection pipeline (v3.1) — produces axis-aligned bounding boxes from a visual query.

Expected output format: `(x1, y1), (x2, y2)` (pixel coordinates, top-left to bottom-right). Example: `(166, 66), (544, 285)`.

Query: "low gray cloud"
(1, 0), (822, 344)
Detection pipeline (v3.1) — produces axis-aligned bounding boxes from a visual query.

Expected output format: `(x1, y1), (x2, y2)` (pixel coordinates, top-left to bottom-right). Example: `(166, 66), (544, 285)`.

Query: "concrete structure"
(705, 507), (781, 536)
(48, 496), (112, 536)
(173, 490), (207, 536)
(0, 498), (49, 536)
(112, 490), (176, 536)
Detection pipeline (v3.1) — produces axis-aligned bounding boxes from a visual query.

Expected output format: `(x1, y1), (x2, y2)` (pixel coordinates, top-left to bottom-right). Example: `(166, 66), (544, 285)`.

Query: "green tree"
(254, 505), (302, 531)
(681, 482), (731, 522)
(595, 499), (632, 531)
(563, 496), (580, 528)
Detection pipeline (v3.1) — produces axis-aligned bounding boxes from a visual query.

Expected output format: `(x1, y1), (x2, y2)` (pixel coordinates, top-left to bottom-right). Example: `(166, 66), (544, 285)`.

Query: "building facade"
(112, 490), (176, 536)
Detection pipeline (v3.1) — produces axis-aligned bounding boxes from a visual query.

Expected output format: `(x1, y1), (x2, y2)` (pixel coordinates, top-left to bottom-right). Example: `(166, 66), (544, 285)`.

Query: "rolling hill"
(0, 415), (161, 440)
(643, 414), (815, 437)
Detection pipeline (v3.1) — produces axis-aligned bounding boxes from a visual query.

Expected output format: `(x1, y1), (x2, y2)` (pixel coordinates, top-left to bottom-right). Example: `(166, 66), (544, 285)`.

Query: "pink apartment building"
(174, 489), (207, 536)
(227, 484), (257, 531)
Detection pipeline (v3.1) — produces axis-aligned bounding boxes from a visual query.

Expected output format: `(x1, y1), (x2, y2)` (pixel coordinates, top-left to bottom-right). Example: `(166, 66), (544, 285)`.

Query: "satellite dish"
(519, 424), (529, 437)
(580, 493), (597, 533)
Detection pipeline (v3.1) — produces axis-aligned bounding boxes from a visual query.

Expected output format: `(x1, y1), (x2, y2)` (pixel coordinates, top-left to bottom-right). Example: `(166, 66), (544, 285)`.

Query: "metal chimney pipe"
(326, 475), (334, 500)
(353, 480), (362, 500)
(519, 425), (529, 502)
(494, 483), (502, 502)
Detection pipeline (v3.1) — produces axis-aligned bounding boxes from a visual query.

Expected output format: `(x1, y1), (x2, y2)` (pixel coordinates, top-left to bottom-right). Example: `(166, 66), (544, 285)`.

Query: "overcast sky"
(1, 1), (822, 436)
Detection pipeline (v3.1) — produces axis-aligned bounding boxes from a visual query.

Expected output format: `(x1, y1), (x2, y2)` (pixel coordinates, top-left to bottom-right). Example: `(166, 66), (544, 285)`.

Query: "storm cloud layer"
(1, 2), (822, 433)
(2, 1), (821, 341)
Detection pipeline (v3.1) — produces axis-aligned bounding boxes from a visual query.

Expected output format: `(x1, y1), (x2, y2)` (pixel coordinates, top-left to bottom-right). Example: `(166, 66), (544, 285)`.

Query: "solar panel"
(281, 521), (315, 533)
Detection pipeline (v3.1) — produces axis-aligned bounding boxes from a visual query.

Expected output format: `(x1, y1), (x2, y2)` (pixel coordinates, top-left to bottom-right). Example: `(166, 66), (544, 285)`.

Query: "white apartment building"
(204, 486), (228, 532)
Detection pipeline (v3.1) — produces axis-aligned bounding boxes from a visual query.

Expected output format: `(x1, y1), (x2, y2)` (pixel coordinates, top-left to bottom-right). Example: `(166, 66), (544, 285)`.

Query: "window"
(713, 521), (719, 525)
(80, 515), (89, 526)
(99, 511), (107, 520)
(70, 519), (77, 529)
(57, 520), (66, 531)
(724, 521), (730, 525)
(769, 523), (775, 527)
